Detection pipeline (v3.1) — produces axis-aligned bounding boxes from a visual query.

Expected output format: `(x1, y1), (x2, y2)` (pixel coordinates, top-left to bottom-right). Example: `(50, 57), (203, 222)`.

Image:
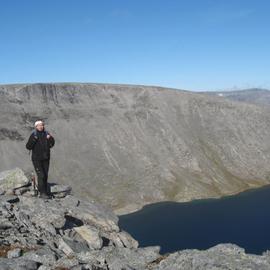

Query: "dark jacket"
(26, 130), (55, 161)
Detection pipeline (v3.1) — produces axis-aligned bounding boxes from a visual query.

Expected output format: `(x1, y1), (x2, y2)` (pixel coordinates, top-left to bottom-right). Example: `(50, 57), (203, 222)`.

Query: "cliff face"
(0, 168), (270, 270)
(1, 83), (270, 214)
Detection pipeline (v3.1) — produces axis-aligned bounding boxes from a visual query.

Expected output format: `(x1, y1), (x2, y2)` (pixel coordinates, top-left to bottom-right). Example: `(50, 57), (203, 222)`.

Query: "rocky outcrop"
(0, 168), (270, 269)
(0, 168), (148, 269)
(1, 83), (270, 214)
(148, 244), (270, 270)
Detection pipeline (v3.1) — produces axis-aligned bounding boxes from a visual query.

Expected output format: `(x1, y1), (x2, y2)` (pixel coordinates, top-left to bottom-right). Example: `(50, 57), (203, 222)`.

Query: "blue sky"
(0, 0), (269, 91)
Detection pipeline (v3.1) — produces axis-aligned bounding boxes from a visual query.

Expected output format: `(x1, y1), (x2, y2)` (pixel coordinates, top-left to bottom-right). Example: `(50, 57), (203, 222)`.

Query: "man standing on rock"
(26, 120), (55, 199)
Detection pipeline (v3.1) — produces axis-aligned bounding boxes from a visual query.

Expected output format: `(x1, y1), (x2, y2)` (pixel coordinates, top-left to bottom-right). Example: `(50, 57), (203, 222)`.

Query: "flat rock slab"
(0, 257), (39, 270)
(50, 184), (72, 194)
(74, 225), (103, 250)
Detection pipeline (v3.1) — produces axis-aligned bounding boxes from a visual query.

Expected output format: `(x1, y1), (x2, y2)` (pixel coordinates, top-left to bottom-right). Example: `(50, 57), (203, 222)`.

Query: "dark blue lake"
(118, 185), (270, 255)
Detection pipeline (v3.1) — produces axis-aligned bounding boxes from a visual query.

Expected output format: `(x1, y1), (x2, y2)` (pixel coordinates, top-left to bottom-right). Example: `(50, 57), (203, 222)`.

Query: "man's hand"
(47, 133), (55, 148)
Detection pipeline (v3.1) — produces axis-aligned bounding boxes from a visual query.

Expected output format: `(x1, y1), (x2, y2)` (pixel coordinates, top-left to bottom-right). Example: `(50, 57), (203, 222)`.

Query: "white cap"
(34, 120), (44, 127)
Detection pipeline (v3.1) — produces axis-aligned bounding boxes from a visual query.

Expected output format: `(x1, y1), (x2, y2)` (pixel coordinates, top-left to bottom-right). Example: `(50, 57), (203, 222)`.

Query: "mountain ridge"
(0, 83), (270, 214)
(200, 88), (270, 107)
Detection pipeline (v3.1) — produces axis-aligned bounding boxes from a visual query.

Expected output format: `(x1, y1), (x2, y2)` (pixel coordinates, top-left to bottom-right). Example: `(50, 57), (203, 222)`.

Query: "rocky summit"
(0, 168), (270, 270)
(1, 83), (270, 214)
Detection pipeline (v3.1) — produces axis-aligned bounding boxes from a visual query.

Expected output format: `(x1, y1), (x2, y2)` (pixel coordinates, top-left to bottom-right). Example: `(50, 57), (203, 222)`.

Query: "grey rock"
(17, 196), (66, 233)
(57, 237), (75, 256)
(81, 246), (161, 270)
(0, 168), (30, 192)
(14, 186), (31, 196)
(7, 248), (22, 258)
(51, 192), (67, 199)
(100, 230), (139, 249)
(74, 225), (103, 250)
(0, 221), (13, 229)
(106, 231), (125, 248)
(37, 266), (51, 270)
(61, 235), (90, 253)
(150, 244), (270, 270)
(115, 231), (139, 249)
(58, 195), (119, 233)
(53, 256), (79, 269)
(50, 184), (71, 195)
(22, 247), (57, 266)
(3, 195), (19, 204)
(76, 250), (107, 266)
(0, 258), (39, 270)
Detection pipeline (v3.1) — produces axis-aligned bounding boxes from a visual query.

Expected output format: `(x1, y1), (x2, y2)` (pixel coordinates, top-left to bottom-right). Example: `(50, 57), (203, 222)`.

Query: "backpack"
(32, 130), (49, 137)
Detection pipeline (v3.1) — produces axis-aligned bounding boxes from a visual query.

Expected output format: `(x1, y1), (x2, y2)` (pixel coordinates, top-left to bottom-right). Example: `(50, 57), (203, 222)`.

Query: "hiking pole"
(31, 172), (38, 196)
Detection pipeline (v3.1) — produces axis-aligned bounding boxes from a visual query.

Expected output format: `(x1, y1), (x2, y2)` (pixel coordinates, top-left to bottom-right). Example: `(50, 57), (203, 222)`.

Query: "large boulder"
(74, 225), (103, 250)
(0, 168), (30, 192)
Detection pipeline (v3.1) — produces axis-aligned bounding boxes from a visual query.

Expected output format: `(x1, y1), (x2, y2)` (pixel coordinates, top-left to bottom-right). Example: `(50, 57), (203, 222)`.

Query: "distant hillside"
(200, 88), (270, 107)
(0, 83), (270, 214)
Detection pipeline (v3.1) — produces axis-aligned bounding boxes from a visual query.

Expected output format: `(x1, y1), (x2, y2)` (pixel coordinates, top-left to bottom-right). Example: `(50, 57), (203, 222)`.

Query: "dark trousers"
(32, 159), (50, 195)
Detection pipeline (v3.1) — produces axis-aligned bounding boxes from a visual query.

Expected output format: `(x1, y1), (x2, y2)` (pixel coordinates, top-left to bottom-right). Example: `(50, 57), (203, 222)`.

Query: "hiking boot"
(39, 193), (50, 199)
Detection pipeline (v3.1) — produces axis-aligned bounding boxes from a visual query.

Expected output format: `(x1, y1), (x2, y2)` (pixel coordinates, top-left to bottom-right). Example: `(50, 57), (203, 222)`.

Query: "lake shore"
(115, 181), (270, 216)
